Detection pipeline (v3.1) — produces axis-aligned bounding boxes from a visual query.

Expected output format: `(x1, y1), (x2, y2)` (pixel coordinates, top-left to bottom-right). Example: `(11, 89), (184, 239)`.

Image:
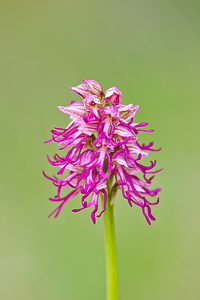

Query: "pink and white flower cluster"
(44, 80), (162, 225)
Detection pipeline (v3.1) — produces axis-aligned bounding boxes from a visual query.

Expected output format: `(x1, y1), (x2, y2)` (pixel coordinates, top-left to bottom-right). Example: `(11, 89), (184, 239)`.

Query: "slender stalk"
(103, 189), (118, 300)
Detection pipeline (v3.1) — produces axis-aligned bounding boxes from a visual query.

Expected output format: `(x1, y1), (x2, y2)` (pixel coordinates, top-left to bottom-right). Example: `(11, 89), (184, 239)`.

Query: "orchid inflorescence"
(44, 80), (162, 225)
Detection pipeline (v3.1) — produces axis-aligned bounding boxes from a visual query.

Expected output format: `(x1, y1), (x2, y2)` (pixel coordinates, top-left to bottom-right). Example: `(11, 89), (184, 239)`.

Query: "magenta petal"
(105, 87), (122, 105)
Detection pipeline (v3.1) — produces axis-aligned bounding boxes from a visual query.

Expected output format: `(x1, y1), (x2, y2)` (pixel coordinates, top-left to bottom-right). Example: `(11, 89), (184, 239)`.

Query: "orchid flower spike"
(44, 79), (162, 225)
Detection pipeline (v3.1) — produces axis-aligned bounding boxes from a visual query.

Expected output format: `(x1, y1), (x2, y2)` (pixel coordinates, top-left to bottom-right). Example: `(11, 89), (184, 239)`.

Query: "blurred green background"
(1, 0), (199, 299)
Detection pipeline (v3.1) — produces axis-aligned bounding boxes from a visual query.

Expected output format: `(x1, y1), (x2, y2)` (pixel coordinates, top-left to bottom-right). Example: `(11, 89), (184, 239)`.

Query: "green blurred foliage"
(0, 0), (199, 299)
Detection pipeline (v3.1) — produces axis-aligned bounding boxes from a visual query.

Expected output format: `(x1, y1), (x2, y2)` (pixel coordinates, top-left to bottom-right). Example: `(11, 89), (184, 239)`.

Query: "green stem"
(103, 190), (118, 300)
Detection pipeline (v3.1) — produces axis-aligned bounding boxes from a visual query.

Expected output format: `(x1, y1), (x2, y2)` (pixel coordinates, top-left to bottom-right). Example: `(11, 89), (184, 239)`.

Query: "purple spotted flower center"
(44, 79), (162, 225)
